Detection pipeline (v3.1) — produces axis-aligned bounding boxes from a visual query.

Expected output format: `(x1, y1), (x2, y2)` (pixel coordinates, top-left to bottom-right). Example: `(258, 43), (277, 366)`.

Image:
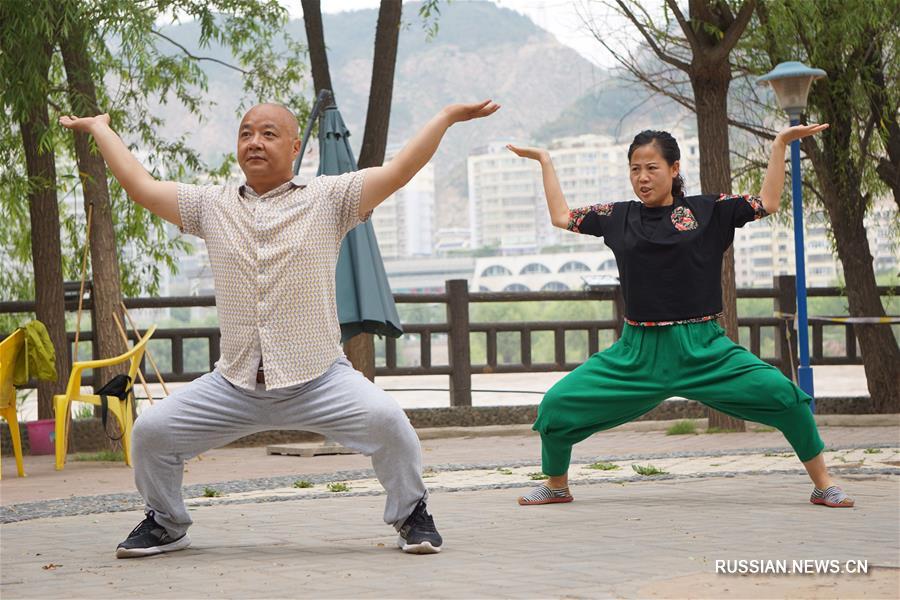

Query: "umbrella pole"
(294, 89), (333, 175)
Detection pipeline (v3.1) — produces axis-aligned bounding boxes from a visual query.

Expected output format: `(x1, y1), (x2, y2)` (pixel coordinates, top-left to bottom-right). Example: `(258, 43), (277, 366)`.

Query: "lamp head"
(758, 61), (827, 117)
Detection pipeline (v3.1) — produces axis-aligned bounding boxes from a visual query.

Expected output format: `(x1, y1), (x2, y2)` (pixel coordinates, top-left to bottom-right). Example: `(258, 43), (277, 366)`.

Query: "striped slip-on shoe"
(517, 484), (574, 506)
(810, 485), (854, 508)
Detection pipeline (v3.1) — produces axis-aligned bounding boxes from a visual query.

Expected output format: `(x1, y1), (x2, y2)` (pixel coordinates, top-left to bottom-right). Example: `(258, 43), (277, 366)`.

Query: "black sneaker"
(397, 498), (442, 554)
(116, 511), (191, 558)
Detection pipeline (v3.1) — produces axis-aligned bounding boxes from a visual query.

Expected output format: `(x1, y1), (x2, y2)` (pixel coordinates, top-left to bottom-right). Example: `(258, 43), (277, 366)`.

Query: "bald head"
(241, 103), (300, 140)
(237, 103), (302, 195)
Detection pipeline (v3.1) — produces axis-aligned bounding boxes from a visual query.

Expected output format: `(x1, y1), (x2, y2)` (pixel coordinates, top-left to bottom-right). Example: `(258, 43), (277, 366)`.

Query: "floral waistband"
(624, 313), (722, 327)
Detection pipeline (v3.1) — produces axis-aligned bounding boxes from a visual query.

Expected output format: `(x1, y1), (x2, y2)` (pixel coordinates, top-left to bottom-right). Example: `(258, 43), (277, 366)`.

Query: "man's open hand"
(59, 113), (111, 133)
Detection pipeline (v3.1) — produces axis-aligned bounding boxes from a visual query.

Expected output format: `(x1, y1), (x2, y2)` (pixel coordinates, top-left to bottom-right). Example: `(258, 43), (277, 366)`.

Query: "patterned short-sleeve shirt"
(177, 169), (370, 390)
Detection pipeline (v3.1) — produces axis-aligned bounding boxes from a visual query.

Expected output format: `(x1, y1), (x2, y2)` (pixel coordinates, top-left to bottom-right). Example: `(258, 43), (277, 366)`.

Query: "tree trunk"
(342, 0), (403, 381)
(20, 98), (69, 419)
(60, 16), (128, 388)
(343, 331), (376, 380)
(301, 0), (333, 98)
(824, 199), (900, 412)
(804, 124), (900, 413)
(357, 0), (402, 169)
(691, 61), (746, 431)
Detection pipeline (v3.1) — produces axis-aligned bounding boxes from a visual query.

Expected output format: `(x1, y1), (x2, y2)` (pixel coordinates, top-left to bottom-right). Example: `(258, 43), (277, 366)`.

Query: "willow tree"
(1, 0), (309, 414)
(742, 0), (900, 412)
(0, 2), (71, 416)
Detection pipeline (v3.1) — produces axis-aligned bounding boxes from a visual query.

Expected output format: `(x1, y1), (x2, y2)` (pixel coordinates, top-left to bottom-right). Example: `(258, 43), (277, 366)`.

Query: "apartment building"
(734, 196), (897, 287)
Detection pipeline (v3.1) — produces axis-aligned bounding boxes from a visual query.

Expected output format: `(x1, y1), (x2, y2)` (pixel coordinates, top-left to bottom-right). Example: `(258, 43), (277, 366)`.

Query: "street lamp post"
(758, 61), (827, 409)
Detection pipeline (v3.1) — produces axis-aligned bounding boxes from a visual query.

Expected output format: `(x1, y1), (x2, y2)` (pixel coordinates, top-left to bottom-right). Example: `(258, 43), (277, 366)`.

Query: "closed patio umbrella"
(295, 90), (402, 343)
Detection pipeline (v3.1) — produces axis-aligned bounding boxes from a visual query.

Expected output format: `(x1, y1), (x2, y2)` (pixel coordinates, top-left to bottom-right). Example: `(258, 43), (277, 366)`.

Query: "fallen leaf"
(42, 563), (62, 570)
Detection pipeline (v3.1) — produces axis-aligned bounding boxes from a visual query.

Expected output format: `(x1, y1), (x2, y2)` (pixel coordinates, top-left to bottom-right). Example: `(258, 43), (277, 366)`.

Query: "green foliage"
(202, 486), (222, 497)
(0, 0), (311, 303)
(528, 472), (549, 480)
(469, 300), (614, 366)
(293, 479), (314, 488)
(327, 482), (351, 492)
(72, 450), (125, 461)
(863, 448), (882, 454)
(585, 461), (620, 471)
(376, 298), (618, 368)
(417, 0), (444, 41)
(73, 403), (95, 420)
(631, 464), (667, 476)
(496, 467), (513, 475)
(736, 0), (899, 225)
(665, 420), (698, 435)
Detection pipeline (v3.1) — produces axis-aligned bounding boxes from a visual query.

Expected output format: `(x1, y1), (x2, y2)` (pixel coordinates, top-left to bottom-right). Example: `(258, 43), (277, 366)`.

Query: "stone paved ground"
(1, 475), (897, 599)
(1, 423), (898, 599)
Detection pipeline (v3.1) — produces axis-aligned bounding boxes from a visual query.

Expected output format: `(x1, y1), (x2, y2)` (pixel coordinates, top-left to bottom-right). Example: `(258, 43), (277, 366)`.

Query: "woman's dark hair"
(627, 130), (685, 199)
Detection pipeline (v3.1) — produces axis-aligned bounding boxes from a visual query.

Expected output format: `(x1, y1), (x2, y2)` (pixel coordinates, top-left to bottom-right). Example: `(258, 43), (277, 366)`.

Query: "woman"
(507, 126), (853, 509)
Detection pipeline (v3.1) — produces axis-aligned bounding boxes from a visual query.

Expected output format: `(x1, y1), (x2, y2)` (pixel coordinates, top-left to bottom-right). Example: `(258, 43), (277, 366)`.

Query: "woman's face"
(629, 143), (679, 207)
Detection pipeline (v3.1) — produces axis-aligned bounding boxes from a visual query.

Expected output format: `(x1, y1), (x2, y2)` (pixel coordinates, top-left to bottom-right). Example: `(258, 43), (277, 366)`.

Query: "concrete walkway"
(1, 422), (898, 599)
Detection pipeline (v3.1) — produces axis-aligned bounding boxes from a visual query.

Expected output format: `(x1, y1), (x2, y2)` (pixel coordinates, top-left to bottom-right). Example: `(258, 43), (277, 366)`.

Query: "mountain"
(150, 1), (683, 229)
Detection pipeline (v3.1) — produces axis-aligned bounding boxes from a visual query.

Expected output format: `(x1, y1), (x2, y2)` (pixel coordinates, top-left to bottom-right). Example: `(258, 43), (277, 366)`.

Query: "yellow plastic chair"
(0, 329), (27, 479)
(54, 325), (156, 470)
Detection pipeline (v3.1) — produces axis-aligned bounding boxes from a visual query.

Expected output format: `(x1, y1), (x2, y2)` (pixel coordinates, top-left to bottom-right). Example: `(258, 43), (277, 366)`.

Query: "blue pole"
(789, 116), (815, 409)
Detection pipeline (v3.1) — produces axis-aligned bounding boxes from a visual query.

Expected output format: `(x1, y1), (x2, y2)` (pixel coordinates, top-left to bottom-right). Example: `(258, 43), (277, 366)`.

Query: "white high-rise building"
(733, 196), (898, 287)
(467, 141), (542, 253)
(297, 142), (435, 259)
(370, 147), (435, 258)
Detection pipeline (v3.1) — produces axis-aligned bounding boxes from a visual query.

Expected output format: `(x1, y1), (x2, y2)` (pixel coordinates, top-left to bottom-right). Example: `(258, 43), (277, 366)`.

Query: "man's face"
(236, 104), (300, 185)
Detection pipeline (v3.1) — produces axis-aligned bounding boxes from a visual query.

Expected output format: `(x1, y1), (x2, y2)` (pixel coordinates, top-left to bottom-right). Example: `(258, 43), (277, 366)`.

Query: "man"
(60, 98), (500, 558)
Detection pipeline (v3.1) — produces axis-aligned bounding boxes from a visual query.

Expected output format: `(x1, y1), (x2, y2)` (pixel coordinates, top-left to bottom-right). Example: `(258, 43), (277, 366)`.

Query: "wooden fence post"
(446, 279), (472, 407)
(774, 275), (798, 380)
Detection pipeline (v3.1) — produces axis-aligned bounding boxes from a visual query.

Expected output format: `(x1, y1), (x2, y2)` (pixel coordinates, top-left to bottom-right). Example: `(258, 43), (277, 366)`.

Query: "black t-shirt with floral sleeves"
(568, 194), (768, 322)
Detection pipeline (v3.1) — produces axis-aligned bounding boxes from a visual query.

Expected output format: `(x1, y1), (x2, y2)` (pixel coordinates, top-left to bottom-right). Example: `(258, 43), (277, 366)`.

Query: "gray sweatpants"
(132, 357), (427, 538)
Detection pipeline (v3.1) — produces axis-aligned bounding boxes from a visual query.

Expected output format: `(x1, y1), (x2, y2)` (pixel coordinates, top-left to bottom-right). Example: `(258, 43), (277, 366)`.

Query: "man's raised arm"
(59, 113), (181, 226)
(358, 100), (500, 218)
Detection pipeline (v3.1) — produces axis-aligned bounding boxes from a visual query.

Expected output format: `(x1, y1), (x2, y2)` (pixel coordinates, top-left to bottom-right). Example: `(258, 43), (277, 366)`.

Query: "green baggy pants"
(534, 320), (824, 475)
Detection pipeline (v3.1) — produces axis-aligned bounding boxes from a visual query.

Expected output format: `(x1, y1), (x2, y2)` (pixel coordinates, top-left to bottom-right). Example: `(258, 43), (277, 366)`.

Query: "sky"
(284, 0), (632, 69)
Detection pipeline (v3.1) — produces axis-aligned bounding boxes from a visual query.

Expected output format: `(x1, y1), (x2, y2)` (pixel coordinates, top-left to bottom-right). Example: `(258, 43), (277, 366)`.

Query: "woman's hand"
(59, 113), (111, 134)
(506, 144), (550, 163)
(760, 123), (829, 215)
(775, 123), (829, 145)
(442, 100), (501, 124)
